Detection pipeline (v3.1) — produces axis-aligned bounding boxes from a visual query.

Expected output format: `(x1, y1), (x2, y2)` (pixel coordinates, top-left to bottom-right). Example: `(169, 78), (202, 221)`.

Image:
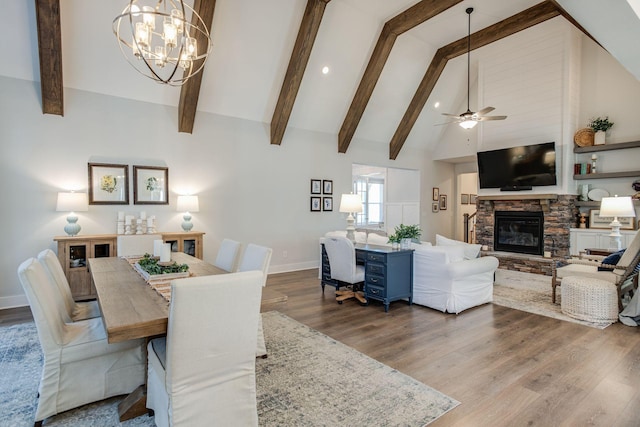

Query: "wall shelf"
(574, 140), (640, 153)
(574, 171), (640, 180)
(476, 194), (558, 201)
(575, 200), (640, 207)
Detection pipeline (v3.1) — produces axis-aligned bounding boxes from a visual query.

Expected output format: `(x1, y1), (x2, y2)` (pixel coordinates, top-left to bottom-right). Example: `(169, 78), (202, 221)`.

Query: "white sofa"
(412, 238), (499, 314)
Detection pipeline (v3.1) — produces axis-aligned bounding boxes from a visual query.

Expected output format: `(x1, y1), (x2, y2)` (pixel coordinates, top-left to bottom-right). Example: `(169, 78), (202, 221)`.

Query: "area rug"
(492, 269), (613, 329)
(0, 311), (458, 426)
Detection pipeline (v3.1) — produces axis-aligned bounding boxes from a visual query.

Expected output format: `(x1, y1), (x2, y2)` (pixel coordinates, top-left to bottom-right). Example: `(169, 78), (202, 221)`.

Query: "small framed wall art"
(133, 165), (169, 205)
(311, 179), (322, 194)
(323, 180), (333, 195)
(432, 202), (439, 213)
(461, 194), (469, 205)
(470, 194), (477, 204)
(432, 187), (439, 201)
(323, 197), (333, 211)
(439, 195), (448, 210)
(310, 197), (321, 211)
(589, 209), (635, 229)
(88, 162), (129, 205)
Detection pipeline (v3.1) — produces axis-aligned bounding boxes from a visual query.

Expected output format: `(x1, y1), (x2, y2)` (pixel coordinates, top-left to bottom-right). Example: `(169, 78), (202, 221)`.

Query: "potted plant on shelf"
(392, 224), (422, 249)
(588, 116), (614, 145)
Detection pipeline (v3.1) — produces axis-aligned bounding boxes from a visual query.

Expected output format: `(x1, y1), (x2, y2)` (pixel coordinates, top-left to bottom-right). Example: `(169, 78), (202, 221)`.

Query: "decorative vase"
(594, 130), (606, 145)
(400, 238), (411, 250)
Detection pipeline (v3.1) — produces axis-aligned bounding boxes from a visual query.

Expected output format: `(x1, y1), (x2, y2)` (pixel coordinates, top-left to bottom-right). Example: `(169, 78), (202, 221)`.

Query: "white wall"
(0, 76), (448, 308)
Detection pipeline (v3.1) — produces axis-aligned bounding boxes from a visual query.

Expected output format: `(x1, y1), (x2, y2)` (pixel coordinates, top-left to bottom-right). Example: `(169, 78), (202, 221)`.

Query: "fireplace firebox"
(494, 211), (544, 256)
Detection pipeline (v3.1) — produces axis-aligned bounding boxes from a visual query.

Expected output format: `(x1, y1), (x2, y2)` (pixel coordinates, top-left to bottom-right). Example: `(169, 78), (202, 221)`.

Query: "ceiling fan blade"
(476, 106), (495, 116)
(441, 113), (462, 118)
(434, 121), (457, 126)
(478, 115), (507, 121)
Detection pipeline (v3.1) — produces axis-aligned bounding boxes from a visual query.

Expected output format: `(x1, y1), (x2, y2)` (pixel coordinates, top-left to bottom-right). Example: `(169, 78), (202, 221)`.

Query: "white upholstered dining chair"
(116, 234), (161, 257)
(37, 249), (100, 321)
(237, 243), (272, 357)
(17, 258), (145, 426)
(146, 271), (264, 427)
(214, 238), (241, 272)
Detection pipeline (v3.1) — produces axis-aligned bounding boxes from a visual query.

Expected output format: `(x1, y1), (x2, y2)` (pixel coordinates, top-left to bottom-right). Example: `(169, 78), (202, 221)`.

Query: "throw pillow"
(435, 234), (482, 260)
(598, 249), (625, 271)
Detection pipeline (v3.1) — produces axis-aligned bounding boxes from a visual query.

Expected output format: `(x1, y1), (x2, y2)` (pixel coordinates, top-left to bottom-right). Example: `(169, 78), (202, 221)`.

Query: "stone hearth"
(475, 195), (578, 275)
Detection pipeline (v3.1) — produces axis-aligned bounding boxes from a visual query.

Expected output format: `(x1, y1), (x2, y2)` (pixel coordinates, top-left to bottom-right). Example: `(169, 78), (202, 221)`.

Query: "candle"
(118, 211), (125, 221)
(147, 217), (153, 226)
(140, 211), (147, 220)
(160, 243), (171, 262)
(125, 217), (132, 225)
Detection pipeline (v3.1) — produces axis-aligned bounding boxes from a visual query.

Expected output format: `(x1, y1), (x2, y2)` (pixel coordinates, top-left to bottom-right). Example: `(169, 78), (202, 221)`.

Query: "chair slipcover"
(412, 245), (499, 314)
(37, 249), (100, 321)
(214, 238), (241, 272)
(146, 271), (264, 427)
(323, 236), (365, 284)
(116, 234), (161, 257)
(238, 243), (273, 358)
(17, 258), (145, 424)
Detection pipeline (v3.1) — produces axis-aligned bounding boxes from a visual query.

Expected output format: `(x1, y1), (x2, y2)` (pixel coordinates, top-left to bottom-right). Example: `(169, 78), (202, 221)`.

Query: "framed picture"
(432, 187), (439, 201)
(88, 162), (129, 205)
(461, 194), (469, 205)
(439, 194), (447, 210)
(470, 194), (477, 204)
(323, 197), (333, 211)
(432, 202), (439, 213)
(310, 197), (321, 212)
(311, 179), (322, 194)
(589, 209), (635, 230)
(323, 180), (333, 195)
(133, 165), (169, 205)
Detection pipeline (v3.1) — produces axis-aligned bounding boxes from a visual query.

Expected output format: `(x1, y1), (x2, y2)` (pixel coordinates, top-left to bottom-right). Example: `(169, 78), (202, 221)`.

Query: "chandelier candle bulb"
(171, 9), (184, 33)
(163, 17), (177, 49)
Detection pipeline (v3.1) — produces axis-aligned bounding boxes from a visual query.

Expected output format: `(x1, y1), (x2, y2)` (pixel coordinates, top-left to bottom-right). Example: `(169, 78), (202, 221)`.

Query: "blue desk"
(321, 244), (413, 312)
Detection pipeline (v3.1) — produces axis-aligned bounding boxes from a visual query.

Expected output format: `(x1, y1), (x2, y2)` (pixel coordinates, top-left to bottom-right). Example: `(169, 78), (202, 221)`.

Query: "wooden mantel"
(477, 194), (558, 212)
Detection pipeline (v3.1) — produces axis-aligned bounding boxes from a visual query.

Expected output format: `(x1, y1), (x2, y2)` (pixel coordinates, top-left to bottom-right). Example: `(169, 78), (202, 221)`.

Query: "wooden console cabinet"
(54, 234), (117, 301)
(54, 231), (205, 301)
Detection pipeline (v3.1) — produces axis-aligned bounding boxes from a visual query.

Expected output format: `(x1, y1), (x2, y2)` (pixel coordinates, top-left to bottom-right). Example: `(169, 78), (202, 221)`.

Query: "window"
(352, 166), (385, 228)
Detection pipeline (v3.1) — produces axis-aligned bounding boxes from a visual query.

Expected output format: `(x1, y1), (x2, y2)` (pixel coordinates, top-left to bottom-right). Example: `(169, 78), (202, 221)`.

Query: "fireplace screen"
(494, 211), (544, 256)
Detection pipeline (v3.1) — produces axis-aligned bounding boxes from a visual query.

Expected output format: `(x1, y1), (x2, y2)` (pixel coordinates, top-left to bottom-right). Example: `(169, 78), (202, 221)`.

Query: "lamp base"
(64, 213), (81, 236)
(608, 218), (622, 251)
(181, 213), (193, 232)
(345, 213), (356, 243)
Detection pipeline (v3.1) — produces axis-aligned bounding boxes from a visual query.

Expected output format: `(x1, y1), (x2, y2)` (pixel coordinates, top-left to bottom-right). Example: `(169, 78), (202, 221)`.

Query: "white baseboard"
(268, 261), (319, 274)
(0, 294), (28, 310)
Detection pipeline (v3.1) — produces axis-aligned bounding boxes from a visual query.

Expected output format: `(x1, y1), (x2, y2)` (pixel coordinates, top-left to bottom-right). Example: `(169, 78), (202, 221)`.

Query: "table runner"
(123, 256), (192, 302)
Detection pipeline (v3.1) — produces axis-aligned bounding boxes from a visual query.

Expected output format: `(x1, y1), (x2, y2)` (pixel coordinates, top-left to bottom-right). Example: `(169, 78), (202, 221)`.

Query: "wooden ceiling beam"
(338, 0), (463, 154)
(270, 0), (331, 146)
(35, 0), (64, 116)
(178, 0), (217, 134)
(389, 1), (561, 160)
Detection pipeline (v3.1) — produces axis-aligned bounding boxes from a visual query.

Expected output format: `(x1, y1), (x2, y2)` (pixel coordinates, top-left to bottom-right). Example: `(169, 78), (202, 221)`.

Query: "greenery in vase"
(392, 224), (422, 241)
(588, 116), (614, 132)
(387, 234), (400, 244)
(137, 253), (189, 275)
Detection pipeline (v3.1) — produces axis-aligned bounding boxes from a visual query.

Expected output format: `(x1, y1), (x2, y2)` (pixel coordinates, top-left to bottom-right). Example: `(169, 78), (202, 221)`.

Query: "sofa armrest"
(445, 256), (499, 280)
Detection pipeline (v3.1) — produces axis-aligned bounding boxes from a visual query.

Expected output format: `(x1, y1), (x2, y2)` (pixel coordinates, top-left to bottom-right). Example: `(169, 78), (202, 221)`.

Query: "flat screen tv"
(477, 142), (557, 190)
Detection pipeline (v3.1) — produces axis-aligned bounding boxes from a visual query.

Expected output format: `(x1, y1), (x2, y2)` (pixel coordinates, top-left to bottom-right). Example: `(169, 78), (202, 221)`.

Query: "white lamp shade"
(459, 120), (477, 129)
(176, 195), (199, 212)
(56, 192), (88, 212)
(599, 196), (636, 218)
(339, 194), (363, 213)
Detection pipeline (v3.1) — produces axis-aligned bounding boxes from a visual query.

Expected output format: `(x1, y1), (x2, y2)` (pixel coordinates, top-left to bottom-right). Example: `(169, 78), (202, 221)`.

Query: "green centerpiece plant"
(588, 116), (614, 132)
(137, 253), (189, 275)
(389, 224), (422, 249)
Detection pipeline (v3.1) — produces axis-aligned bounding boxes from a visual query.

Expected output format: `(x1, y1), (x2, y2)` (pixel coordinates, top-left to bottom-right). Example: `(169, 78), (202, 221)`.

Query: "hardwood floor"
(5, 268), (640, 426)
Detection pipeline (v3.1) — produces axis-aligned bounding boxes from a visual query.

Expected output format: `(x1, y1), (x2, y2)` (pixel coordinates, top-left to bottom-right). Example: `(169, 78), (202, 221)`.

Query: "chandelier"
(113, 0), (212, 86)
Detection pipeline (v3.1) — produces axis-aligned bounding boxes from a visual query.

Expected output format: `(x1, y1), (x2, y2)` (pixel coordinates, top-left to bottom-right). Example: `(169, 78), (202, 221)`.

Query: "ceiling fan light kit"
(113, 0), (212, 86)
(438, 7), (507, 129)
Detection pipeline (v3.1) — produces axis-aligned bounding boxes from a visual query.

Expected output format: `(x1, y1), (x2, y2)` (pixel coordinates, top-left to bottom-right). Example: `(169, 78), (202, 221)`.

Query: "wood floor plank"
(5, 267), (640, 426)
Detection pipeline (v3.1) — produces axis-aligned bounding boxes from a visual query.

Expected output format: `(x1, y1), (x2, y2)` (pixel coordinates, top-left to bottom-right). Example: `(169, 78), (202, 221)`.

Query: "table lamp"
(176, 195), (199, 231)
(599, 195), (636, 251)
(339, 193), (363, 243)
(56, 192), (88, 236)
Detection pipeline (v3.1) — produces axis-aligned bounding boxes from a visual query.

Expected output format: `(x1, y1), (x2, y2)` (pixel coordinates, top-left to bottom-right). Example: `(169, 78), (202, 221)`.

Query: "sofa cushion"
(436, 234), (482, 260)
(598, 249), (625, 271)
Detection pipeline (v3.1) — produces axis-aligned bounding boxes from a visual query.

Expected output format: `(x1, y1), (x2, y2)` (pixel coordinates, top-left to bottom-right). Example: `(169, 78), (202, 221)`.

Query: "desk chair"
(323, 236), (366, 305)
(214, 238), (241, 272)
(238, 243), (273, 358)
(37, 249), (100, 321)
(146, 271), (263, 427)
(18, 258), (145, 427)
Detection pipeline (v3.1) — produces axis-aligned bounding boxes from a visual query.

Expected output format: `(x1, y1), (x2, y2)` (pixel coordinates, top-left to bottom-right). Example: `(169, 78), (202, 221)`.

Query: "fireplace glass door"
(494, 211), (544, 256)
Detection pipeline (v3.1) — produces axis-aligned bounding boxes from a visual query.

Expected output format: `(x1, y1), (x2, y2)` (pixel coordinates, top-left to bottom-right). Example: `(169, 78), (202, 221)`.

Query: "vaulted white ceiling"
(2, 1), (638, 155)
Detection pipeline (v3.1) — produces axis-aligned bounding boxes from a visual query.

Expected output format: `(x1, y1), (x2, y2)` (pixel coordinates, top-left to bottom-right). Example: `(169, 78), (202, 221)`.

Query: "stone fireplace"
(475, 195), (578, 275)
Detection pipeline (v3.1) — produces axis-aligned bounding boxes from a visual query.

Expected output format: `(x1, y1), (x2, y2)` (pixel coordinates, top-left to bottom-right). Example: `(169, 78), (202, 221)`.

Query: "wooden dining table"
(88, 251), (287, 420)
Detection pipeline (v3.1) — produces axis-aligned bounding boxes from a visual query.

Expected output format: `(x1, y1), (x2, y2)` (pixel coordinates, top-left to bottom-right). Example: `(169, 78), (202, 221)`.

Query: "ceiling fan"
(437, 7), (506, 129)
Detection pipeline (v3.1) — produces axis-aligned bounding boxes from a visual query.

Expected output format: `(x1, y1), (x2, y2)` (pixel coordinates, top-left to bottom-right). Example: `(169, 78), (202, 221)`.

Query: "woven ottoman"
(561, 276), (618, 323)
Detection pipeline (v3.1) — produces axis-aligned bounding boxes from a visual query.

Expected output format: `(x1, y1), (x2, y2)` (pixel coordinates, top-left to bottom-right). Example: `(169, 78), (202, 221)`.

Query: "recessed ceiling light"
(322, 66), (330, 74)
(434, 102), (440, 108)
